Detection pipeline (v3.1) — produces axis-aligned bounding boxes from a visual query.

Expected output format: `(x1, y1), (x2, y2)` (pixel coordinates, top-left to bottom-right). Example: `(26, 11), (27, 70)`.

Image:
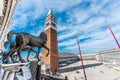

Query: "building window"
(46, 23), (49, 26)
(52, 23), (56, 27)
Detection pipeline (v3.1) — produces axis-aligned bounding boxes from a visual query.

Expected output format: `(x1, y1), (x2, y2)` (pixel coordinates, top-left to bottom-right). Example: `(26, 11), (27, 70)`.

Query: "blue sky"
(10, 0), (120, 54)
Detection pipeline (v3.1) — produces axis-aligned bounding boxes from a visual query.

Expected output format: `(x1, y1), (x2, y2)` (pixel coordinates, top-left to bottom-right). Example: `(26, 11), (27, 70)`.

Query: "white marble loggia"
(0, 63), (28, 80)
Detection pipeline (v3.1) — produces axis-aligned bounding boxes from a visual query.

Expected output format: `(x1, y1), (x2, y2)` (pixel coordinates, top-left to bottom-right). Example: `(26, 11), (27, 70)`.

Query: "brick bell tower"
(42, 8), (59, 74)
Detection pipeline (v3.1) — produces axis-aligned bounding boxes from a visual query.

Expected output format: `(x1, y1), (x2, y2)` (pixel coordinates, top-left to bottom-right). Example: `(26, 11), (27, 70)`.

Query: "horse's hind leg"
(27, 50), (30, 61)
(9, 49), (17, 63)
(17, 46), (25, 63)
(10, 54), (14, 62)
(11, 54), (18, 63)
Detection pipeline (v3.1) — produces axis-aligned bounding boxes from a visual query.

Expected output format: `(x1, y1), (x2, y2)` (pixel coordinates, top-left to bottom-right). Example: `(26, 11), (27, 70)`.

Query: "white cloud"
(57, 0), (120, 53)
(12, 0), (82, 29)
(58, 30), (78, 41)
(12, 0), (120, 53)
(58, 38), (76, 47)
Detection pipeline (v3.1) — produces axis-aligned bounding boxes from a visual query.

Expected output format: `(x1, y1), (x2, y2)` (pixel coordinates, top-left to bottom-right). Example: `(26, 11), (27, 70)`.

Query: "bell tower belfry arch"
(42, 8), (59, 74)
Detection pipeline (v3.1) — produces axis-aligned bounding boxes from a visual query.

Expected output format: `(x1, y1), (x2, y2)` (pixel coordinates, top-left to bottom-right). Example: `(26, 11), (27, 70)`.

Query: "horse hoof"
(21, 59), (26, 63)
(21, 61), (26, 63)
(27, 59), (30, 62)
(38, 59), (41, 61)
(13, 61), (16, 63)
(34, 55), (37, 58)
(13, 61), (19, 63)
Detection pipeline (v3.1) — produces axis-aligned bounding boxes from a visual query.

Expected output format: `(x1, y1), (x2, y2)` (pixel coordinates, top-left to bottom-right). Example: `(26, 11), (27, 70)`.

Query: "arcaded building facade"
(97, 48), (120, 64)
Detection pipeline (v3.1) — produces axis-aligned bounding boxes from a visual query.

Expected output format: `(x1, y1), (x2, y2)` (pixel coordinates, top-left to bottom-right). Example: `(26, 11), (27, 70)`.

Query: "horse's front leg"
(31, 47), (37, 54)
(10, 54), (14, 62)
(43, 45), (49, 57)
(37, 47), (41, 61)
(9, 49), (17, 63)
(18, 47), (25, 63)
(27, 50), (30, 62)
(12, 54), (18, 63)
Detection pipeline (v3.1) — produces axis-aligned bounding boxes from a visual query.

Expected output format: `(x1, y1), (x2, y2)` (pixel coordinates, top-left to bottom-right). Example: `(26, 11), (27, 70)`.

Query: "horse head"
(39, 32), (47, 44)
(7, 31), (18, 41)
(7, 31), (12, 41)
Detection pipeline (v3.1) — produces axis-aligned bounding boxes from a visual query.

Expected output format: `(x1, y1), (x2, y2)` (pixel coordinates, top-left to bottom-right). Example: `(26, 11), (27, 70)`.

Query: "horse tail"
(7, 31), (18, 41)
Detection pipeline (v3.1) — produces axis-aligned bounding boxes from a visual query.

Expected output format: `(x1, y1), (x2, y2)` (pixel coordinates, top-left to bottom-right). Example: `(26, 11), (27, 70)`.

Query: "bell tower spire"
(42, 8), (58, 74)
(47, 8), (53, 16)
(45, 8), (56, 30)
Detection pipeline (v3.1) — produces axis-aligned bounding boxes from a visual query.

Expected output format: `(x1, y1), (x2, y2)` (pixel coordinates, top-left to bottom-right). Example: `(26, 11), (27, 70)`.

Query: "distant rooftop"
(99, 48), (120, 54)
(59, 52), (77, 55)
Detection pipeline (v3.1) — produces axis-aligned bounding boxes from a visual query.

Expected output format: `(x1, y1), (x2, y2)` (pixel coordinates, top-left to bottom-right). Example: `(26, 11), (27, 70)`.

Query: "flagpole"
(107, 24), (120, 49)
(76, 36), (87, 80)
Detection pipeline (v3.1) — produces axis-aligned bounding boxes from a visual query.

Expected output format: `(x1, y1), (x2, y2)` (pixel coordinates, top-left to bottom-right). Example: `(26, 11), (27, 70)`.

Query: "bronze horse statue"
(4, 42), (37, 62)
(0, 51), (10, 63)
(7, 31), (49, 62)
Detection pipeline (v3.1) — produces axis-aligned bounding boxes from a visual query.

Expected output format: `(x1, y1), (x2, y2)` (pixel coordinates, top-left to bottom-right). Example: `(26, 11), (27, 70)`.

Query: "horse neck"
(10, 31), (17, 34)
(10, 42), (16, 49)
(9, 32), (17, 37)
